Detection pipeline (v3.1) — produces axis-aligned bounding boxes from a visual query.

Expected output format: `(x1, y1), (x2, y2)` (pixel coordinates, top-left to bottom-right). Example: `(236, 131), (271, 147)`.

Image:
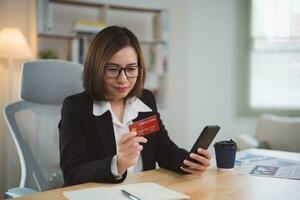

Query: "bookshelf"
(35, 0), (169, 109)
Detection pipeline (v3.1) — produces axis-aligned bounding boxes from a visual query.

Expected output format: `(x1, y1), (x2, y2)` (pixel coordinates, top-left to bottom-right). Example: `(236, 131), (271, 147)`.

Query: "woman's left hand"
(180, 148), (211, 175)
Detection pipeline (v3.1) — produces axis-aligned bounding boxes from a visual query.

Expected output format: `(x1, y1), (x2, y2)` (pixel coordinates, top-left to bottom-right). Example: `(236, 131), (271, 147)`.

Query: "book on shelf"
(73, 20), (106, 34)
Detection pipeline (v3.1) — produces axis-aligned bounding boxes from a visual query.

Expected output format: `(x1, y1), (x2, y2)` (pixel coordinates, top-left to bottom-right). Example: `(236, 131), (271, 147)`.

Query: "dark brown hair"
(83, 26), (145, 101)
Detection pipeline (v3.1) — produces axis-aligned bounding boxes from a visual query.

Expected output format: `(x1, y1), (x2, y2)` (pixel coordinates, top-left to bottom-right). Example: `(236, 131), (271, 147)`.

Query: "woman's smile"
(114, 86), (129, 93)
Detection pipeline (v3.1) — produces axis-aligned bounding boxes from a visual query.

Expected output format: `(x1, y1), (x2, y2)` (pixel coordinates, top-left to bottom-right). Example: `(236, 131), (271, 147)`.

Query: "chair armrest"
(236, 134), (259, 150)
(46, 172), (64, 189)
(5, 187), (37, 198)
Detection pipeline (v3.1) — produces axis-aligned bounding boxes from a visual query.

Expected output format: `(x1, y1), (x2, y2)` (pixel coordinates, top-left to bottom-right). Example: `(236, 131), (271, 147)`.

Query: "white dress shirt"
(93, 97), (152, 178)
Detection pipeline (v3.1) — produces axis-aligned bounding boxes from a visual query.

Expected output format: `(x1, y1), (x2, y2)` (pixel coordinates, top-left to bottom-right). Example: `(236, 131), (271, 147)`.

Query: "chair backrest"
(3, 60), (83, 191)
(255, 114), (300, 153)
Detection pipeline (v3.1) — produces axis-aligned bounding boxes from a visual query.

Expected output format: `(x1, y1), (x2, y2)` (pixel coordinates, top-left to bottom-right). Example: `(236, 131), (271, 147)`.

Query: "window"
(250, 0), (300, 110)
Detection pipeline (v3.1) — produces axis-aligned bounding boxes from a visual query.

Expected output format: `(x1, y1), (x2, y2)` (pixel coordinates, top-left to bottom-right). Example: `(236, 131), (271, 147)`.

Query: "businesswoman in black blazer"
(59, 26), (211, 186)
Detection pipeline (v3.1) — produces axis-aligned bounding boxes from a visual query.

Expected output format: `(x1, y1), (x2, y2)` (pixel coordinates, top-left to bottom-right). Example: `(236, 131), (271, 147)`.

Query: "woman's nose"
(117, 69), (128, 82)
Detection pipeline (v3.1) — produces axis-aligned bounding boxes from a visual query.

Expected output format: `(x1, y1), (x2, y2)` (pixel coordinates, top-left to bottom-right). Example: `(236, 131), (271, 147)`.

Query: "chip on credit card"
(129, 115), (160, 136)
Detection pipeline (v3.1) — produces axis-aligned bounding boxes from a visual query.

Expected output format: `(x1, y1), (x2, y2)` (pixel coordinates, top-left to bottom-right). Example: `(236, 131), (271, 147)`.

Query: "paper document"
(235, 153), (300, 180)
(63, 182), (190, 200)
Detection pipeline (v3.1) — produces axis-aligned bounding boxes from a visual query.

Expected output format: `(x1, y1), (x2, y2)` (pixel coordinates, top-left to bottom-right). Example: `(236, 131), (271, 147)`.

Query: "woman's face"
(104, 46), (138, 101)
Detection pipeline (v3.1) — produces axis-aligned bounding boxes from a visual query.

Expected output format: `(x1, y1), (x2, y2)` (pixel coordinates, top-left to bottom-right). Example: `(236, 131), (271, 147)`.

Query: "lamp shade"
(0, 27), (32, 59)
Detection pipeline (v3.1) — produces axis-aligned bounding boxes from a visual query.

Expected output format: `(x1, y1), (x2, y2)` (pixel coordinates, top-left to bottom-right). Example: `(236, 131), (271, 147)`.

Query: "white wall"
(162, 0), (256, 151)
(159, 0), (189, 147)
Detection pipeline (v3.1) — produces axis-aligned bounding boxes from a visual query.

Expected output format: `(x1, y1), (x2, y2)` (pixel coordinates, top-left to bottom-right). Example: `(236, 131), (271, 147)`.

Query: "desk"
(15, 149), (300, 200)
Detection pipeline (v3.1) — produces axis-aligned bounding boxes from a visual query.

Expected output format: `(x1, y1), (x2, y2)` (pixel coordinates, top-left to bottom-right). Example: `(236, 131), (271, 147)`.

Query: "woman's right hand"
(116, 131), (147, 175)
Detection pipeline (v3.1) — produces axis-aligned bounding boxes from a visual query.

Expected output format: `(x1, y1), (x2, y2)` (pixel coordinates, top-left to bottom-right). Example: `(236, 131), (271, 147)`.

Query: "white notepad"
(63, 182), (190, 200)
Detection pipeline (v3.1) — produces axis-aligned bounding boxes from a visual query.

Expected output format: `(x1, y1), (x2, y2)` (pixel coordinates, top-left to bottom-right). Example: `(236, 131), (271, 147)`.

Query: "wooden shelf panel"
(109, 5), (162, 13)
(140, 40), (168, 45)
(38, 32), (76, 40)
(38, 32), (167, 45)
(50, 0), (106, 8)
(49, 0), (162, 13)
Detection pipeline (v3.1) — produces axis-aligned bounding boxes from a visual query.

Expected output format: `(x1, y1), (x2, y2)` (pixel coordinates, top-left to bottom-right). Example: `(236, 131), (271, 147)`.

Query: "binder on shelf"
(71, 36), (93, 64)
(36, 0), (44, 32)
(71, 37), (86, 64)
(78, 38), (84, 64)
(36, 0), (53, 32)
(71, 38), (79, 63)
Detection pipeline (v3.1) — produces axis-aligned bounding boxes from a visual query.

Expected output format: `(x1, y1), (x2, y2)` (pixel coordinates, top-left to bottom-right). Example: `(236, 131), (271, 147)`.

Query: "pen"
(121, 189), (141, 200)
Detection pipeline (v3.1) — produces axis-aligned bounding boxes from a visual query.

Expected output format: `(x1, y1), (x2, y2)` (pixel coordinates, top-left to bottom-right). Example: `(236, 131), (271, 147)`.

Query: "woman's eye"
(107, 68), (119, 72)
(126, 67), (137, 71)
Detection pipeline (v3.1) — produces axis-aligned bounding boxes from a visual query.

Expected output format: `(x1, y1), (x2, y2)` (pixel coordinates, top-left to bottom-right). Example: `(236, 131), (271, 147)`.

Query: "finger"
(118, 131), (137, 144)
(197, 148), (212, 160)
(123, 136), (148, 149)
(119, 143), (143, 155)
(183, 159), (207, 171)
(131, 136), (148, 144)
(180, 167), (204, 175)
(118, 151), (140, 168)
(190, 153), (210, 167)
(127, 143), (143, 154)
(124, 150), (141, 163)
(119, 139), (144, 152)
(128, 150), (141, 159)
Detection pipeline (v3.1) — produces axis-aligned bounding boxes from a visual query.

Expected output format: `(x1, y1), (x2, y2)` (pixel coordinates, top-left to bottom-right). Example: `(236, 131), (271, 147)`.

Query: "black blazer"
(59, 89), (188, 186)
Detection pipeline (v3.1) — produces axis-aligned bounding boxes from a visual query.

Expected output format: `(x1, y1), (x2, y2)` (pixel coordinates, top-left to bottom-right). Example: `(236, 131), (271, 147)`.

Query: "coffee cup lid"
(214, 139), (237, 148)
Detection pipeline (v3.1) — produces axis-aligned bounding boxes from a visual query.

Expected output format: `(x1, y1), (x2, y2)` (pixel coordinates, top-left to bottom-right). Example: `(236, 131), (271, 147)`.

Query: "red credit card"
(129, 115), (160, 136)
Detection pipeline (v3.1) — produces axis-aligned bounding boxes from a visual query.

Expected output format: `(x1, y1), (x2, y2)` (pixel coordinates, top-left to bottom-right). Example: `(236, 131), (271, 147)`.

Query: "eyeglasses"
(104, 64), (141, 78)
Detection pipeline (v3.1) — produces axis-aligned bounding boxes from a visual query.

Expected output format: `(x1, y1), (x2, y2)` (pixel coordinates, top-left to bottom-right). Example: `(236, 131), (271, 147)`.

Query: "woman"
(59, 26), (211, 186)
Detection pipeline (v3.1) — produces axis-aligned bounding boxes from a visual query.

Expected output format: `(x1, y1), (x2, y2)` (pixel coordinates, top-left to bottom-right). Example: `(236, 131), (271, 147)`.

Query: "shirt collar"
(93, 97), (152, 126)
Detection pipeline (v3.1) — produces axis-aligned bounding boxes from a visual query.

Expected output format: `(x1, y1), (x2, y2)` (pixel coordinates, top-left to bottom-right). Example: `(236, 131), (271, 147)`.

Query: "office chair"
(236, 114), (300, 153)
(3, 60), (83, 198)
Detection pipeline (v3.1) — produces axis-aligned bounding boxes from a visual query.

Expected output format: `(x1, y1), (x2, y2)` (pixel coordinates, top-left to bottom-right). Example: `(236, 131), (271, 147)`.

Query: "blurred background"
(1, 0), (299, 198)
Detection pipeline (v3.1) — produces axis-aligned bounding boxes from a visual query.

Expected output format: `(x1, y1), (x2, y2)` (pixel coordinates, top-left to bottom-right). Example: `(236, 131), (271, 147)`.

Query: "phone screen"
(181, 125), (220, 168)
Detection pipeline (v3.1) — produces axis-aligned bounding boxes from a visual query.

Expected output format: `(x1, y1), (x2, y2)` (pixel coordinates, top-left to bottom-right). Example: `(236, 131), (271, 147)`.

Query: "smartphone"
(181, 125), (220, 168)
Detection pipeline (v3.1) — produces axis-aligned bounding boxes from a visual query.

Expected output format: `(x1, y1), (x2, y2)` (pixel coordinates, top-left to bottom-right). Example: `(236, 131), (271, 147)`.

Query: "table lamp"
(0, 27), (32, 100)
